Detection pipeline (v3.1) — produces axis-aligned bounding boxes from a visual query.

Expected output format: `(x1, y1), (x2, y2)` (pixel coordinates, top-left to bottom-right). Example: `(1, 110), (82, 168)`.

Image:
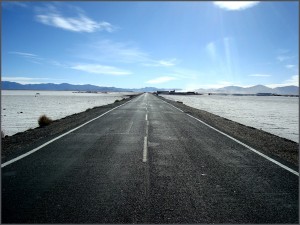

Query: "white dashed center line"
(143, 136), (148, 162)
(143, 102), (149, 162)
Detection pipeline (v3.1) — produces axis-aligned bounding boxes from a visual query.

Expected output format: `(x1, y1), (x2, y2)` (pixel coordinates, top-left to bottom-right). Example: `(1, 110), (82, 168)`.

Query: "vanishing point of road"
(2, 93), (298, 223)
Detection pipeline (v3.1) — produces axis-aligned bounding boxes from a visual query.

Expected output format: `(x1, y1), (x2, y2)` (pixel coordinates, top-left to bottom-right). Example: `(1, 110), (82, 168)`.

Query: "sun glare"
(213, 1), (259, 10)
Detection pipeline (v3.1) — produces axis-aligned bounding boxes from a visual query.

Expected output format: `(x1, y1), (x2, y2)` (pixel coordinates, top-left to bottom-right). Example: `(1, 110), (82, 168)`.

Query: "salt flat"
(161, 94), (299, 142)
(1, 90), (132, 136)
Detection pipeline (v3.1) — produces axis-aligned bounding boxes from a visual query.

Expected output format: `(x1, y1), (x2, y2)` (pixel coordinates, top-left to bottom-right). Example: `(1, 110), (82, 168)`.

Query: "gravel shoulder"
(157, 95), (299, 168)
(1, 95), (139, 163)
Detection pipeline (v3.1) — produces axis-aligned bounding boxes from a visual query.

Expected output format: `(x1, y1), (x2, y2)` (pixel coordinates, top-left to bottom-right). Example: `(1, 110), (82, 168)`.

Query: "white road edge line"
(1, 99), (133, 168)
(160, 99), (184, 112)
(186, 114), (299, 176)
(159, 97), (299, 176)
(143, 136), (148, 162)
(145, 114), (148, 121)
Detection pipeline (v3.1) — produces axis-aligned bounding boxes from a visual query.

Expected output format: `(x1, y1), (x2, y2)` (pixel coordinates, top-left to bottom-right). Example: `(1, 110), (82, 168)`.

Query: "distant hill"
(195, 85), (299, 95)
(2, 81), (298, 95)
(1, 81), (178, 92)
(274, 86), (299, 95)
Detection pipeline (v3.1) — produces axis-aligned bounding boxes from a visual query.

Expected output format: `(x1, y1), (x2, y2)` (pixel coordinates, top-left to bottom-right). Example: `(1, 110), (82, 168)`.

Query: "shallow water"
(1, 90), (133, 136)
(161, 94), (299, 143)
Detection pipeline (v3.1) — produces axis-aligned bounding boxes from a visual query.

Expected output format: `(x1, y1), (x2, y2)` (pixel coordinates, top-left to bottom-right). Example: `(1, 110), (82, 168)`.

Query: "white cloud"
(9, 51), (69, 67)
(71, 64), (131, 76)
(2, 2), (28, 9)
(266, 75), (299, 88)
(284, 75), (299, 86)
(213, 1), (259, 10)
(145, 76), (178, 84)
(9, 51), (44, 64)
(277, 55), (291, 62)
(47, 60), (68, 68)
(76, 39), (179, 68)
(35, 6), (116, 33)
(286, 64), (296, 69)
(249, 74), (271, 77)
(143, 58), (177, 67)
(2, 76), (54, 84)
(79, 39), (149, 64)
(2, 76), (49, 81)
(158, 59), (177, 67)
(9, 51), (39, 58)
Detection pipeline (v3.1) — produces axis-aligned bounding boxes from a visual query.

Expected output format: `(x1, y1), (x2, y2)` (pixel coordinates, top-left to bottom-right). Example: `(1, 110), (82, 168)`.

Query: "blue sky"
(2, 1), (299, 90)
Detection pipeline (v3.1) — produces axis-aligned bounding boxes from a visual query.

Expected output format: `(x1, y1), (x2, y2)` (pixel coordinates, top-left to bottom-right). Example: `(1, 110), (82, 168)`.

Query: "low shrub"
(38, 115), (53, 127)
(115, 99), (120, 103)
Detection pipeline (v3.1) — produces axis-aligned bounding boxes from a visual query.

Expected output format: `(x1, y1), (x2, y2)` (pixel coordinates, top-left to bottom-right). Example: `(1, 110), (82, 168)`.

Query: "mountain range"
(195, 85), (299, 95)
(1, 81), (299, 95)
(1, 81), (177, 92)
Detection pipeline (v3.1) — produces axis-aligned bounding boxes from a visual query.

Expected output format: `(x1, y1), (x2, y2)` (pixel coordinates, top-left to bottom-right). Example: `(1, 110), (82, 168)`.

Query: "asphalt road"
(2, 93), (298, 223)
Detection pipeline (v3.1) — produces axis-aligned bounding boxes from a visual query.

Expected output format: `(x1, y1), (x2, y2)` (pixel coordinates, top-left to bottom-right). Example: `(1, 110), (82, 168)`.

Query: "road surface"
(2, 93), (298, 223)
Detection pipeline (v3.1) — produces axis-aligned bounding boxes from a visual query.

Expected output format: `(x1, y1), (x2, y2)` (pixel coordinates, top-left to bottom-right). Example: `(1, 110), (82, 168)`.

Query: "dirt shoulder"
(157, 95), (298, 168)
(1, 95), (140, 162)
